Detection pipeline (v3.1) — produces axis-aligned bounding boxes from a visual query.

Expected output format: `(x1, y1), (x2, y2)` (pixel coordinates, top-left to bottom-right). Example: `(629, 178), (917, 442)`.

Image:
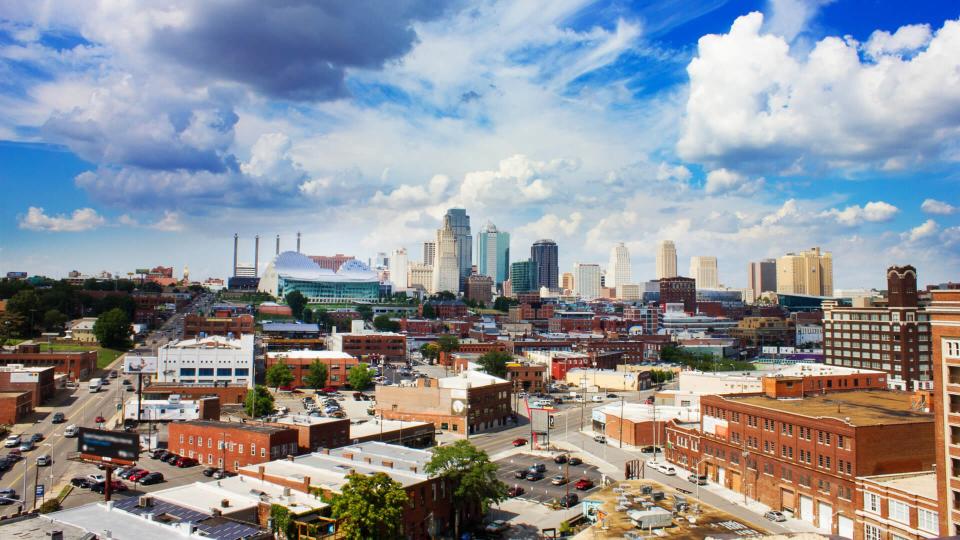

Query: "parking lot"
(496, 453), (603, 506)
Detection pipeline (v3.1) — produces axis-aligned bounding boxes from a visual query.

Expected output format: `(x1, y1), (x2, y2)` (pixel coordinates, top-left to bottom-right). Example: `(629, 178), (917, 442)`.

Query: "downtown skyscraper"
(531, 239), (559, 290)
(444, 208), (472, 291)
(431, 215), (460, 294)
(656, 240), (678, 279)
(606, 242), (631, 289)
(477, 221), (510, 286)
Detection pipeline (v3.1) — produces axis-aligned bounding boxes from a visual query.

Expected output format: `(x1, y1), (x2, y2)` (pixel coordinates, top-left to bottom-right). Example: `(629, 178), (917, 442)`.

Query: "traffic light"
(549, 415), (555, 427)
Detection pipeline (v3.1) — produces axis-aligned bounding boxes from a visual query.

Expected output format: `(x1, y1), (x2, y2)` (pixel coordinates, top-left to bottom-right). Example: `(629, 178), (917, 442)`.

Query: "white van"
(88, 378), (103, 392)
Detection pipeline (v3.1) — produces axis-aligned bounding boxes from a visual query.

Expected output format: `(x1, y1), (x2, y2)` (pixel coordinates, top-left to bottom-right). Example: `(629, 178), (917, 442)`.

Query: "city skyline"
(1, 2), (959, 289)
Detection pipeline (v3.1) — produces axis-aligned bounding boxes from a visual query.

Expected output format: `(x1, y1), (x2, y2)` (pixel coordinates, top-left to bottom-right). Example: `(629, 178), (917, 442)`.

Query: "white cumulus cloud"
(864, 24), (932, 58)
(921, 198), (957, 215)
(18, 206), (106, 232)
(902, 219), (939, 242)
(822, 201), (899, 226)
(704, 168), (764, 195)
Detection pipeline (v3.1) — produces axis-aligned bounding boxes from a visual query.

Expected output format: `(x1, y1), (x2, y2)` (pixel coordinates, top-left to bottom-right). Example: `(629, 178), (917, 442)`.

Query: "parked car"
(4, 435), (20, 448)
(514, 470), (527, 479)
(71, 477), (93, 488)
(321, 387), (338, 393)
(150, 449), (167, 460)
(139, 472), (164, 485)
(656, 464), (676, 476)
(95, 415), (106, 424)
(764, 511), (787, 522)
(550, 475), (568, 486)
(91, 480), (128, 493)
(0, 488), (19, 505)
(52, 412), (65, 423)
(122, 379), (132, 386)
(528, 463), (546, 473)
(605, 393), (618, 398)
(18, 441), (33, 452)
(484, 520), (510, 534)
(119, 467), (143, 479)
(512, 438), (527, 447)
(558, 493), (579, 508)
(36, 454), (51, 466)
(525, 471), (544, 481)
(5, 449), (22, 460)
(568, 457), (582, 466)
(30, 433), (43, 443)
(202, 467), (218, 477)
(593, 434), (606, 443)
(591, 395), (604, 403)
(163, 453), (180, 464)
(575, 478), (594, 490)
(212, 469), (234, 479)
(553, 454), (568, 464)
(86, 473), (106, 484)
(688, 474), (708, 485)
(129, 470), (151, 482)
(176, 456), (198, 468)
(507, 486), (525, 497)
(64, 425), (79, 437)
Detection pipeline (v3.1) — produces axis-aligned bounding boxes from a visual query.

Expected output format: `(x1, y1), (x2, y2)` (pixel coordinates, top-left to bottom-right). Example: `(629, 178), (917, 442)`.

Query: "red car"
(321, 387), (338, 394)
(575, 478), (594, 490)
(175, 456), (198, 468)
(512, 438), (528, 447)
(129, 470), (151, 482)
(94, 415), (106, 424)
(507, 486), (525, 497)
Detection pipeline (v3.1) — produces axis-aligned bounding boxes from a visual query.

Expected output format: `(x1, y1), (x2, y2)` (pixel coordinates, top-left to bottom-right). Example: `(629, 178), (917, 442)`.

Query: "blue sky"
(0, 0), (958, 288)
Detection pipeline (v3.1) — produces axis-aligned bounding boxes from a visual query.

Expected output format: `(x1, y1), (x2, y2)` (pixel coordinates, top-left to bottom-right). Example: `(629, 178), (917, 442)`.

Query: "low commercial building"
(261, 322), (321, 339)
(156, 334), (255, 388)
(349, 418), (436, 447)
(169, 420), (299, 472)
(238, 442), (471, 540)
(505, 362), (546, 394)
(729, 316), (797, 347)
(593, 403), (699, 448)
(856, 471), (940, 540)
(0, 344), (97, 381)
(0, 365), (55, 406)
(143, 383), (248, 404)
(0, 391), (32, 424)
(123, 395), (220, 422)
(66, 317), (98, 342)
(375, 371), (512, 435)
(183, 314), (255, 338)
(267, 415), (350, 453)
(565, 368), (651, 391)
(326, 330), (406, 362)
(694, 390), (935, 537)
(265, 350), (359, 389)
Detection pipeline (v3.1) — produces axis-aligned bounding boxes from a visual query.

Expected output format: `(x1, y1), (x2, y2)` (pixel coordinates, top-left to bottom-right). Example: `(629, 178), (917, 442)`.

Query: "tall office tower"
(389, 248), (409, 289)
(422, 242), (436, 266)
(407, 263), (433, 292)
(573, 263), (602, 299)
(656, 240), (678, 279)
(375, 252), (389, 269)
(431, 215), (460, 294)
(444, 208), (472, 291)
(477, 221), (510, 285)
(561, 272), (575, 293)
(531, 239), (559, 290)
(689, 256), (719, 289)
(776, 246), (833, 297)
(510, 259), (538, 294)
(747, 259), (777, 301)
(606, 242), (632, 290)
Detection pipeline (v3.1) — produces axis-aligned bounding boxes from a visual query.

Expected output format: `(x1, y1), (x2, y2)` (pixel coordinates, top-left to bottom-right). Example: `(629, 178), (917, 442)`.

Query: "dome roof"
(271, 251), (377, 282)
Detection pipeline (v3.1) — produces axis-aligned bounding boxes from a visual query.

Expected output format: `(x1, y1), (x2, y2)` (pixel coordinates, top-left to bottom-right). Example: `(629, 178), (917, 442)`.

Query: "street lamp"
(692, 456), (711, 504)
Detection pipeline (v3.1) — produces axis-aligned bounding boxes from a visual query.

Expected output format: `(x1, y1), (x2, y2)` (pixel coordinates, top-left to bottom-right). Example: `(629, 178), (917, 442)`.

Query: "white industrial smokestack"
(254, 235), (260, 277)
(275, 235), (280, 256)
(232, 233), (238, 277)
(297, 232), (301, 253)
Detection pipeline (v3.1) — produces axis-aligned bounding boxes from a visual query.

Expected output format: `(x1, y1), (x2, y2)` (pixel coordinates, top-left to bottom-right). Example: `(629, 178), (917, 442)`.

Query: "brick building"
(0, 365), (55, 406)
(664, 420), (703, 470)
(183, 314), (255, 338)
(729, 317), (796, 347)
(143, 383), (249, 404)
(168, 420), (299, 473)
(0, 391), (32, 424)
(0, 344), (97, 381)
(465, 274), (494, 305)
(505, 362), (546, 394)
(421, 300), (468, 319)
(265, 351), (359, 389)
(856, 471), (940, 540)
(658, 276), (696, 312)
(623, 303), (660, 335)
(693, 390), (935, 536)
(930, 288), (960, 535)
(375, 371), (512, 435)
(266, 415), (350, 453)
(326, 331), (406, 362)
(576, 337), (670, 364)
(824, 265), (931, 391)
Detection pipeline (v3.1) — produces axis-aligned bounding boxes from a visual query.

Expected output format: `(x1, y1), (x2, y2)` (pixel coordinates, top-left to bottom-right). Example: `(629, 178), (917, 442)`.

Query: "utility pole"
(619, 396), (625, 449)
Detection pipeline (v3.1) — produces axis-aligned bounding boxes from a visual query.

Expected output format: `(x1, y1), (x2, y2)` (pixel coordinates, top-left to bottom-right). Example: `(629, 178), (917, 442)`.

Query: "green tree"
(266, 362), (295, 389)
(42, 309), (68, 332)
(314, 308), (330, 330)
(425, 440), (508, 537)
(436, 334), (460, 353)
(492, 296), (517, 312)
(284, 290), (307, 319)
(93, 308), (131, 348)
(0, 311), (26, 346)
(477, 350), (512, 378)
(420, 342), (440, 363)
(347, 363), (372, 390)
(244, 385), (275, 417)
(303, 360), (329, 390)
(372, 314), (400, 332)
(139, 281), (163, 293)
(421, 303), (437, 319)
(6, 289), (41, 335)
(301, 307), (314, 323)
(331, 472), (408, 540)
(430, 291), (457, 301)
(356, 304), (373, 321)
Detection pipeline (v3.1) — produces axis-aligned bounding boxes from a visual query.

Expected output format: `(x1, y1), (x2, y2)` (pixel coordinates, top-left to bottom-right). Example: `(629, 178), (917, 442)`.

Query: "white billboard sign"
(10, 372), (39, 383)
(123, 355), (158, 374)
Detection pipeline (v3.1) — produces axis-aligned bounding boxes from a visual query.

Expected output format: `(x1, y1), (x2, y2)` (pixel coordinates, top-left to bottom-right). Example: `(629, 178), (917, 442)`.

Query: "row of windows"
(864, 492), (938, 533)
(180, 368), (250, 377)
(178, 434), (293, 457)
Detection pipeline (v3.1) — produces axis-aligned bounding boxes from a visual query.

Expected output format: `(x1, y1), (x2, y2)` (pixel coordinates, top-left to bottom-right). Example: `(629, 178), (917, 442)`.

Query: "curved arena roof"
(271, 251), (377, 283)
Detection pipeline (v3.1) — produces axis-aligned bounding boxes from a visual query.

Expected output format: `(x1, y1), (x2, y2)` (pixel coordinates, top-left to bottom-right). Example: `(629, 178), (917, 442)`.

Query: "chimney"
(287, 455), (295, 462)
(297, 231), (301, 253)
(254, 235), (260, 277)
(220, 498), (230, 508)
(232, 233), (239, 277)
(211, 508), (222, 517)
(258, 465), (265, 480)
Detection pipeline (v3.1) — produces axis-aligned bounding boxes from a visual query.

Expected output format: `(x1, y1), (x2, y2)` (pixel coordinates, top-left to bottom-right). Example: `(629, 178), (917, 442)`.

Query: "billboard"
(135, 268), (150, 275)
(77, 428), (139, 462)
(123, 355), (158, 374)
(10, 372), (39, 383)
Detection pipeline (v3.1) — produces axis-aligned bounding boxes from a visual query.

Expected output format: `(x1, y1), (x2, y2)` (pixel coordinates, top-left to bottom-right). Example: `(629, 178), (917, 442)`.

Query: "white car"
(86, 474), (105, 484)
(4, 435), (20, 448)
(64, 425), (79, 437)
(591, 395), (604, 403)
(646, 460), (676, 476)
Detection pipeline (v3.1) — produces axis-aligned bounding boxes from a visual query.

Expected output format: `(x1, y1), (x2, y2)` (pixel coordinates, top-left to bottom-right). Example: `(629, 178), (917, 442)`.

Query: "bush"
(39, 499), (61, 513)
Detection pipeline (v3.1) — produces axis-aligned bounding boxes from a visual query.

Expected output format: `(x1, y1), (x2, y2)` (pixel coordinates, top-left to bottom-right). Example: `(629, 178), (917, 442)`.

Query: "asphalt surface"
(496, 453), (601, 505)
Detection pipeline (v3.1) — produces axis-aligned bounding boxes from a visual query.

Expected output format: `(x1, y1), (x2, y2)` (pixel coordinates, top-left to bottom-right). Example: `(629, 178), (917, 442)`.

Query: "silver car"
(36, 454), (51, 466)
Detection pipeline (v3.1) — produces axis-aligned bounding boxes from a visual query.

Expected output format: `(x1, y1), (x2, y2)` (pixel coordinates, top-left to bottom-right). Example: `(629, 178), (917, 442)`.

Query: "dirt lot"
(575, 479), (770, 539)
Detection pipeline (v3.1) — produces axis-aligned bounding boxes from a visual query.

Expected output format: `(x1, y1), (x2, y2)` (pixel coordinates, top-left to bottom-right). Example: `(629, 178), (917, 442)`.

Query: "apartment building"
(856, 471), (940, 540)
(930, 288), (960, 535)
(168, 420), (299, 472)
(265, 350), (358, 388)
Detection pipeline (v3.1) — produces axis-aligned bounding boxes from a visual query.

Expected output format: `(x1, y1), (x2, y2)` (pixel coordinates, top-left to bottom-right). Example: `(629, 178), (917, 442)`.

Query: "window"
(217, 368), (232, 376)
(918, 508), (939, 533)
(235, 368), (250, 377)
(208, 437), (212, 448)
(261, 448), (266, 457)
(179, 434), (184, 443)
(198, 368), (214, 376)
(888, 500), (909, 524)
(208, 453), (213, 464)
(250, 444), (256, 456)
(864, 492), (881, 513)
(179, 368), (196, 376)
(864, 524), (881, 540)
(239, 444), (243, 455)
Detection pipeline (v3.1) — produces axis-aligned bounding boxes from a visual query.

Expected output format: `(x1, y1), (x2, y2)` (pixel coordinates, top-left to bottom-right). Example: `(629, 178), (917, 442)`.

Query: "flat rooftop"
(273, 414), (347, 427)
(773, 362), (885, 377)
(266, 350), (354, 360)
(600, 403), (700, 423)
(153, 475), (327, 515)
(862, 471), (937, 500)
(349, 418), (433, 438)
(725, 391), (931, 426)
(185, 420), (291, 435)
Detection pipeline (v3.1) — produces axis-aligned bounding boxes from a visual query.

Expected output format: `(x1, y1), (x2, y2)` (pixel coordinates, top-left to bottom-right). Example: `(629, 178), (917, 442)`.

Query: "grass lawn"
(42, 343), (127, 369)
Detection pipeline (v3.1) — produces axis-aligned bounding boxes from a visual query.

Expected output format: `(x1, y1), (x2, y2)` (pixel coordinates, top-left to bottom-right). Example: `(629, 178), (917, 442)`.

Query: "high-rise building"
(573, 263), (601, 299)
(658, 277), (696, 312)
(777, 247), (833, 297)
(389, 248), (409, 289)
(747, 259), (777, 301)
(466, 274), (494, 305)
(422, 242), (436, 266)
(823, 265), (929, 390)
(656, 240), (678, 279)
(607, 242), (632, 290)
(531, 239), (559, 290)
(407, 263), (433, 292)
(930, 288), (960, 536)
(561, 272), (574, 293)
(444, 208), (472, 291)
(510, 259), (538, 294)
(689, 256), (719, 289)
(431, 215), (460, 294)
(477, 221), (510, 285)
